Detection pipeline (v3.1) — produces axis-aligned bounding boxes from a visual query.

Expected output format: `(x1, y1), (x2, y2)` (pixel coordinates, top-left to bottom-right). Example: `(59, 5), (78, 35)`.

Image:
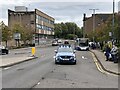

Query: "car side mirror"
(73, 50), (76, 53)
(53, 56), (56, 59)
(54, 50), (57, 53)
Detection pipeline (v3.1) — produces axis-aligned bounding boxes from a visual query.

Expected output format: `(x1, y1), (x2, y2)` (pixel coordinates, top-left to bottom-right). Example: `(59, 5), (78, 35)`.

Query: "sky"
(0, 0), (120, 28)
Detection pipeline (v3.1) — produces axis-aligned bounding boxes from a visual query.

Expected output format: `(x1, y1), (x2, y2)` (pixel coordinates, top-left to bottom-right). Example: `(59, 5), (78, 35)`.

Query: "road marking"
(81, 56), (87, 59)
(0, 68), (2, 72)
(3, 67), (11, 70)
(90, 52), (118, 76)
(37, 82), (40, 85)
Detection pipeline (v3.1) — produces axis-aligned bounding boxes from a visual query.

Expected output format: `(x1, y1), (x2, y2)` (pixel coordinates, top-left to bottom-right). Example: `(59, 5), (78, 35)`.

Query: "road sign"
(14, 33), (21, 40)
(109, 32), (112, 37)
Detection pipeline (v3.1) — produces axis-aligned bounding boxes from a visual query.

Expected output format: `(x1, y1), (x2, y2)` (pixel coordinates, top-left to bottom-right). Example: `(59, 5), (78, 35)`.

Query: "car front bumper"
(55, 59), (76, 64)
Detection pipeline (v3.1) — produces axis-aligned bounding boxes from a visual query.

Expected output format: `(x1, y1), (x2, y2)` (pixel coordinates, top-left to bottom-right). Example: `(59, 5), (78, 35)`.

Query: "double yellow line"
(90, 52), (118, 76)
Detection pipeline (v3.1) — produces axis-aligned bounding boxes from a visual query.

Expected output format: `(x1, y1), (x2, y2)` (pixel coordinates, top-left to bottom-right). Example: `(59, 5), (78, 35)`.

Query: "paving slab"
(91, 49), (119, 75)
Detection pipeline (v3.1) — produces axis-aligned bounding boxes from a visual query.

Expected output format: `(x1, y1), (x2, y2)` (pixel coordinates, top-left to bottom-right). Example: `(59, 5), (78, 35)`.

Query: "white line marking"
(37, 82), (40, 85)
(81, 56), (87, 59)
(4, 67), (11, 70)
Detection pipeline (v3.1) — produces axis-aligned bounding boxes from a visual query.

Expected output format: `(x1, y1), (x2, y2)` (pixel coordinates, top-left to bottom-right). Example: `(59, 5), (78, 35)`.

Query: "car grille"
(60, 56), (72, 59)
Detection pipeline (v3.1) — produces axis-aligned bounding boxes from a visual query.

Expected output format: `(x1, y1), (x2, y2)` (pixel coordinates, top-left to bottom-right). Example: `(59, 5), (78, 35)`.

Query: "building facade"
(83, 14), (112, 38)
(8, 6), (55, 45)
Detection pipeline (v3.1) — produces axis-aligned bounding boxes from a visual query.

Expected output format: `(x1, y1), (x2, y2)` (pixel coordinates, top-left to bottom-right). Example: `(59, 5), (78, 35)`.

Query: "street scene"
(0, 0), (120, 89)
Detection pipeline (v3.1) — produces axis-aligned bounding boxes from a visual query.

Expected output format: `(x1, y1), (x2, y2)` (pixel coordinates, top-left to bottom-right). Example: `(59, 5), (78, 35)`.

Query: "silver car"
(54, 46), (76, 65)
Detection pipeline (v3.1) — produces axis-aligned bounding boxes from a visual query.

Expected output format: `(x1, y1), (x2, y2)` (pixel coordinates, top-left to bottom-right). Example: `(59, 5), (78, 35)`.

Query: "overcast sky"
(0, 0), (120, 27)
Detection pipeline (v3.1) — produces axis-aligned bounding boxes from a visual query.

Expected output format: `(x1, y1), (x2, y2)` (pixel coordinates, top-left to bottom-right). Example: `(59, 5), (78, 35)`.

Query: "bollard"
(32, 47), (35, 57)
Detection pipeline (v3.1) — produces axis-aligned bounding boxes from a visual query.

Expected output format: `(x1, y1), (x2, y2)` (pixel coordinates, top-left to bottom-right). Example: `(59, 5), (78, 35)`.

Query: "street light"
(89, 9), (99, 42)
(112, 0), (115, 42)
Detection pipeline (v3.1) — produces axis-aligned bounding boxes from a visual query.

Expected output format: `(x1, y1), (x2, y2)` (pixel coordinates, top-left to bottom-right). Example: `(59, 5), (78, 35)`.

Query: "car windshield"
(0, 45), (5, 49)
(52, 41), (57, 43)
(58, 48), (73, 53)
(79, 43), (88, 46)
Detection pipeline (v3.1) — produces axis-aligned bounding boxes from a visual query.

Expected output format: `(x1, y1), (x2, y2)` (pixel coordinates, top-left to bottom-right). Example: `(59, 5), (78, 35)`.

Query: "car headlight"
(70, 56), (75, 60)
(56, 56), (62, 60)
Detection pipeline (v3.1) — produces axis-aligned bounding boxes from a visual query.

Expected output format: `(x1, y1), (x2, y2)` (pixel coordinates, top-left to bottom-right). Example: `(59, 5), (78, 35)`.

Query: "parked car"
(52, 40), (58, 46)
(58, 39), (62, 43)
(0, 45), (9, 55)
(54, 45), (76, 64)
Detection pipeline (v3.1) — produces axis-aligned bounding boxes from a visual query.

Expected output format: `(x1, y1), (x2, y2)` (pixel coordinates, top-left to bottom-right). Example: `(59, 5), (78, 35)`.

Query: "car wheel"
(73, 61), (76, 65)
(6, 52), (8, 54)
(55, 61), (58, 64)
(6, 51), (8, 54)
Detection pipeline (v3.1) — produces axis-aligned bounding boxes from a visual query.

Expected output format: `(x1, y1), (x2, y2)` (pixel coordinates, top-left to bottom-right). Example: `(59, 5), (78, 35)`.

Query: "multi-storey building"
(8, 6), (55, 45)
(83, 14), (112, 37)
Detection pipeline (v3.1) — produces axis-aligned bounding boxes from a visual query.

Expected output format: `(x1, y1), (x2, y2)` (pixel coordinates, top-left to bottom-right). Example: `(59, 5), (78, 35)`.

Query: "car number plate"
(63, 59), (69, 60)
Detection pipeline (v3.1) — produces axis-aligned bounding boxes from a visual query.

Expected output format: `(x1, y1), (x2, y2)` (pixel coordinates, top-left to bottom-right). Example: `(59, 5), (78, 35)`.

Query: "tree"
(1, 22), (12, 47)
(12, 23), (33, 46)
(54, 22), (82, 39)
(54, 24), (62, 38)
(61, 22), (68, 38)
(88, 13), (120, 46)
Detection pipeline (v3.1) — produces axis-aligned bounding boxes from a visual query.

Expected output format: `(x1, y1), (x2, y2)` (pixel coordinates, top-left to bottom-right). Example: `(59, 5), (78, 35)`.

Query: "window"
(36, 15), (39, 23)
(36, 24), (42, 29)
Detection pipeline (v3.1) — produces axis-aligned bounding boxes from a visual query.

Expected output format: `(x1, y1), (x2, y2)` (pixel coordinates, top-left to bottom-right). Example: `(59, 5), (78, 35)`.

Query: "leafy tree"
(12, 23), (33, 46)
(67, 34), (78, 40)
(54, 22), (82, 39)
(1, 22), (12, 47)
(54, 24), (62, 38)
(88, 13), (119, 46)
(61, 22), (68, 38)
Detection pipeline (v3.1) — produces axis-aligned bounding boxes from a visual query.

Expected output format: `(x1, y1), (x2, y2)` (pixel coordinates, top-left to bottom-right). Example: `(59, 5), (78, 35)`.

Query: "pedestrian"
(104, 45), (111, 61)
(91, 43), (96, 49)
(110, 45), (118, 62)
(100, 42), (103, 50)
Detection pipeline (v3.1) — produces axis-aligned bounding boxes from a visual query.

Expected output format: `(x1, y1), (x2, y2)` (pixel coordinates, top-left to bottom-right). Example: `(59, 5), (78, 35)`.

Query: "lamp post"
(89, 9), (99, 42)
(112, 0), (115, 42)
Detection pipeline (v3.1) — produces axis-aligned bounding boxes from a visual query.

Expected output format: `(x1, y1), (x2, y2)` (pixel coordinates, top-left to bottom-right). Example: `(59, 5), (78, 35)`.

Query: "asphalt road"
(2, 46), (118, 88)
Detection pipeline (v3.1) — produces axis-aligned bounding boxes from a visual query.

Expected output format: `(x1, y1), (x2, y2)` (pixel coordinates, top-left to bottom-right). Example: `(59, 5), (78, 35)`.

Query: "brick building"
(83, 14), (112, 37)
(8, 6), (55, 45)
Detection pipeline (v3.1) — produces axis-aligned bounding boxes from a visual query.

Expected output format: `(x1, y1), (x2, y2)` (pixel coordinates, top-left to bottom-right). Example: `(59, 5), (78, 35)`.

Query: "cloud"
(0, 0), (25, 5)
(0, 1), (119, 27)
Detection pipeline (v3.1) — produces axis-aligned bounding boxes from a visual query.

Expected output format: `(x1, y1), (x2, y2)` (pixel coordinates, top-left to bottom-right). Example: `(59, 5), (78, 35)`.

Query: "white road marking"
(81, 56), (87, 59)
(37, 82), (40, 85)
(3, 67), (11, 70)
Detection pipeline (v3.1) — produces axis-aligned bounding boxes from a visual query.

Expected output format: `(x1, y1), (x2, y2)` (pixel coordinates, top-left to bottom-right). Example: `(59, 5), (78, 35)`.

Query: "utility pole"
(112, 0), (115, 42)
(83, 13), (86, 38)
(89, 9), (99, 42)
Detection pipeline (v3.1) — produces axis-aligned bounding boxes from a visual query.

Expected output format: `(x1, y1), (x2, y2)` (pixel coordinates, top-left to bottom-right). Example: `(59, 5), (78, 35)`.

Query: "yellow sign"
(32, 47), (35, 56)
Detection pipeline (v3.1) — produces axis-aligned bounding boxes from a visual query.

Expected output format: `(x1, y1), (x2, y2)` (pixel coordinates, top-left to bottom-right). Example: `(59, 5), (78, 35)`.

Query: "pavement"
(0, 43), (52, 68)
(0, 44), (119, 75)
(91, 49), (120, 75)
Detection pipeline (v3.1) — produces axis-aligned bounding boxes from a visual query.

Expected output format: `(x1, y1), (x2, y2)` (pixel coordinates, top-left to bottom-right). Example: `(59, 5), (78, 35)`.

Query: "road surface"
(2, 46), (118, 88)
